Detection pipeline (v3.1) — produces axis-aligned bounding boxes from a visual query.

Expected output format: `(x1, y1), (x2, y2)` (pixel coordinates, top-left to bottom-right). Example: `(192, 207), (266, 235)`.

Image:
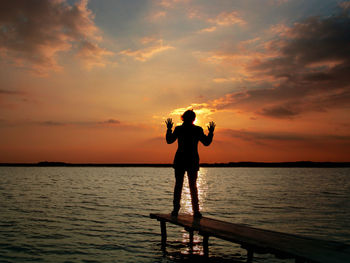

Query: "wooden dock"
(150, 213), (350, 263)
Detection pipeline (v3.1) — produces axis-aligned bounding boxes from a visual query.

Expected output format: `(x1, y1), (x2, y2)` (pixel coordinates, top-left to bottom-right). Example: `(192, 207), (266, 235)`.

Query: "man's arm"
(165, 118), (177, 144)
(199, 121), (215, 146)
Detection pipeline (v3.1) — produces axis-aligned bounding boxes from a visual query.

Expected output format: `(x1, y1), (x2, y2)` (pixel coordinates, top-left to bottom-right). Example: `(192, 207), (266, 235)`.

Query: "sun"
(169, 104), (214, 128)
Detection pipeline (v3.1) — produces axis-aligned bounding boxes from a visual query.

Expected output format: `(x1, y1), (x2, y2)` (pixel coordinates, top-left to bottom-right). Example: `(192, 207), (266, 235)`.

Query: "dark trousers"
(173, 169), (199, 213)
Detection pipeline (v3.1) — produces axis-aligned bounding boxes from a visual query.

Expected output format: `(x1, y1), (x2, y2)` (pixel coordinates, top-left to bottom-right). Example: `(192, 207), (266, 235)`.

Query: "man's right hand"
(165, 118), (173, 130)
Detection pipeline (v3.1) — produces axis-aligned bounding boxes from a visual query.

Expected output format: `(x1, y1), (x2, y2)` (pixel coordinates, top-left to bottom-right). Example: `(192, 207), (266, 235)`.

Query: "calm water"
(0, 167), (349, 262)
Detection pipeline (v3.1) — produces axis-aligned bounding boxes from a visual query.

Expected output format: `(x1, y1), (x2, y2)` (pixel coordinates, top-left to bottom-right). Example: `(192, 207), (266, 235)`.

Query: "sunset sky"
(1, 0), (349, 163)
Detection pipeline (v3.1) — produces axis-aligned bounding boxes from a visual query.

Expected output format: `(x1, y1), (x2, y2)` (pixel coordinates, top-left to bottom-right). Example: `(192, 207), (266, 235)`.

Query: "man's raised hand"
(165, 118), (173, 130)
(208, 121), (216, 133)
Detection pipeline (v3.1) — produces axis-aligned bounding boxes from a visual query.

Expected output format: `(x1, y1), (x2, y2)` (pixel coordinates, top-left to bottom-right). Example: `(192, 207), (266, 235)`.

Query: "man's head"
(181, 109), (196, 124)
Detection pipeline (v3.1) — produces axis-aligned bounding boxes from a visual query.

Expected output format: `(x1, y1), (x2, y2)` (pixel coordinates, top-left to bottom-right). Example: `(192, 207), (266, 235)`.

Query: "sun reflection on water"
(180, 229), (204, 255)
(181, 168), (208, 214)
(180, 168), (208, 255)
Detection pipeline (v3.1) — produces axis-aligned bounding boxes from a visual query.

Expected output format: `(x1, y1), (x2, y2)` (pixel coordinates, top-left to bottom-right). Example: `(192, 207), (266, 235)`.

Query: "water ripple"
(0, 167), (349, 262)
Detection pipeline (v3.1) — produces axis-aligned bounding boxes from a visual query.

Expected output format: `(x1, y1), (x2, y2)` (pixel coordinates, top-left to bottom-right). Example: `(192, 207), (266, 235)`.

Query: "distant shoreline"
(1, 161), (350, 168)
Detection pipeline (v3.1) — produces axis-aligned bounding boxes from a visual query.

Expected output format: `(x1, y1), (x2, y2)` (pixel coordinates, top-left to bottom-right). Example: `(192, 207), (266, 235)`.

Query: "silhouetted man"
(165, 110), (215, 218)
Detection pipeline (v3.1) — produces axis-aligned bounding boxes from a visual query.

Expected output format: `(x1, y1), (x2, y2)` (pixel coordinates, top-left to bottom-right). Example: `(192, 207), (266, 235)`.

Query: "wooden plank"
(150, 213), (350, 263)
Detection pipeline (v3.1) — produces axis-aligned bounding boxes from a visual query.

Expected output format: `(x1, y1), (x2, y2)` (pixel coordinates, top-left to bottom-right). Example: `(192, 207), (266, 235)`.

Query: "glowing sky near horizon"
(1, 0), (349, 163)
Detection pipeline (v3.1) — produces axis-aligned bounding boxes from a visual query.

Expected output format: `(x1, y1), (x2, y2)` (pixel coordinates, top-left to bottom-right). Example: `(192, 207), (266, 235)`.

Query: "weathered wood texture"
(150, 213), (350, 263)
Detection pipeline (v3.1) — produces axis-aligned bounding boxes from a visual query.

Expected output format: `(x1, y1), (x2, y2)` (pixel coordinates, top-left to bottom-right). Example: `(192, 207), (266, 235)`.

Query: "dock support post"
(189, 230), (194, 245)
(247, 248), (254, 263)
(203, 235), (209, 257)
(160, 220), (167, 249)
(188, 230), (194, 254)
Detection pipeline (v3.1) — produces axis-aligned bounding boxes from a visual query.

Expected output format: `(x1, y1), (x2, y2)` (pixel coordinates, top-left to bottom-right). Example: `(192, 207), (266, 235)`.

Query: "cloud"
(158, 0), (189, 8)
(247, 14), (350, 117)
(221, 128), (309, 143)
(195, 48), (274, 84)
(0, 89), (22, 95)
(0, 88), (29, 109)
(199, 11), (245, 33)
(251, 17), (350, 75)
(0, 0), (112, 74)
(339, 1), (350, 10)
(259, 104), (300, 118)
(38, 119), (122, 127)
(76, 41), (114, 70)
(149, 11), (167, 20)
(2, 118), (152, 132)
(212, 77), (237, 83)
(187, 9), (202, 19)
(268, 23), (292, 37)
(199, 12), (350, 118)
(208, 11), (246, 26)
(199, 26), (217, 33)
(222, 128), (350, 145)
(120, 39), (174, 61)
(269, 0), (289, 5)
(98, 119), (121, 125)
(39, 121), (66, 126)
(218, 129), (350, 154)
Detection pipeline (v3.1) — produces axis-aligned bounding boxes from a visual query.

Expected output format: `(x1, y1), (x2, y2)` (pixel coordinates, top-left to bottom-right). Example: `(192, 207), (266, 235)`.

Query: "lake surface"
(0, 167), (349, 262)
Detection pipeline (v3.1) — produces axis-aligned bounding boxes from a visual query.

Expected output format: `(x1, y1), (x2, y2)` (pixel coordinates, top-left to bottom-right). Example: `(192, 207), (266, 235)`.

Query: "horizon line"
(1, 161), (350, 168)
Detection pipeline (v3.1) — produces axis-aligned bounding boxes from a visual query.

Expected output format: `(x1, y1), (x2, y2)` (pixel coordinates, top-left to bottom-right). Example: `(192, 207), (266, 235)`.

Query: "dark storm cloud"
(254, 13), (350, 117)
(213, 12), (350, 118)
(258, 17), (350, 70)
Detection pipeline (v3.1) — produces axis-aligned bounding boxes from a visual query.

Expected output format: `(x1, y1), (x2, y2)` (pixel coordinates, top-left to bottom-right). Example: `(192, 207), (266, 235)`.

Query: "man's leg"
(187, 170), (200, 216)
(173, 169), (185, 215)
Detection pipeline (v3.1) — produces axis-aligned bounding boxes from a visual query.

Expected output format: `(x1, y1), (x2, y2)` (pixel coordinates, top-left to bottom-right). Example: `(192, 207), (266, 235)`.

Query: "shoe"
(171, 210), (178, 217)
(193, 212), (202, 218)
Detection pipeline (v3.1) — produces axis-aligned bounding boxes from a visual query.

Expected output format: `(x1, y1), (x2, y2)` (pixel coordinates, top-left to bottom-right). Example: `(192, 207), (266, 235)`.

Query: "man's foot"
(193, 211), (202, 218)
(171, 210), (178, 217)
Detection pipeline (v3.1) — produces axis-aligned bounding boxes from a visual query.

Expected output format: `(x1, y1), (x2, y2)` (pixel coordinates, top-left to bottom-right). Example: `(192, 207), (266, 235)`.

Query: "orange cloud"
(199, 10), (245, 33)
(212, 77), (237, 83)
(208, 11), (246, 26)
(195, 48), (276, 84)
(268, 23), (292, 37)
(339, 1), (350, 10)
(268, 0), (289, 5)
(120, 39), (174, 61)
(149, 11), (167, 20)
(76, 41), (114, 70)
(197, 10), (246, 33)
(199, 26), (217, 33)
(158, 0), (189, 8)
(0, 0), (111, 74)
(187, 9), (202, 19)
(194, 12), (350, 119)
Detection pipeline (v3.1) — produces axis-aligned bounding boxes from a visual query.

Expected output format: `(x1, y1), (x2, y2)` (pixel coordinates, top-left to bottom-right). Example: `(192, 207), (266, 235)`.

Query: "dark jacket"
(166, 123), (213, 171)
